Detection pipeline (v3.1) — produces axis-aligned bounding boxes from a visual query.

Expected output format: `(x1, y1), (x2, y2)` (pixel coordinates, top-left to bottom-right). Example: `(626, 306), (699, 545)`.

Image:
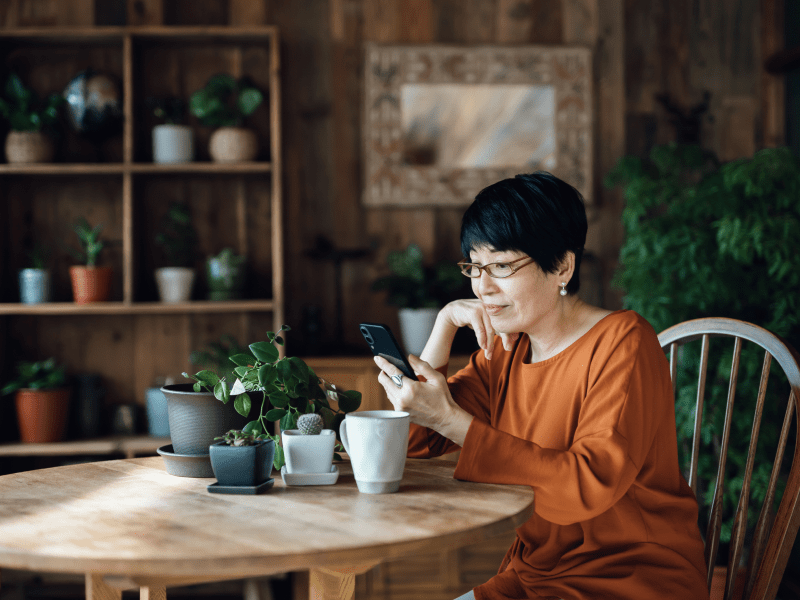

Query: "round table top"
(0, 456), (534, 580)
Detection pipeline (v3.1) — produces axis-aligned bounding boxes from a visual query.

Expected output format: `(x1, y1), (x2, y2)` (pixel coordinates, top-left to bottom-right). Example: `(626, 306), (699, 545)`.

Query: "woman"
(374, 172), (709, 600)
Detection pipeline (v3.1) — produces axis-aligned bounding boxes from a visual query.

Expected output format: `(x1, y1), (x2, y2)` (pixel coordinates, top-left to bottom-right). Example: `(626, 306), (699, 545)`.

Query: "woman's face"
(468, 245), (564, 336)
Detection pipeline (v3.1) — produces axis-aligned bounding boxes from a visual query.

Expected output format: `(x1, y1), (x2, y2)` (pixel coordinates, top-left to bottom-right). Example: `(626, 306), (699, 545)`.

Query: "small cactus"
(297, 413), (323, 435)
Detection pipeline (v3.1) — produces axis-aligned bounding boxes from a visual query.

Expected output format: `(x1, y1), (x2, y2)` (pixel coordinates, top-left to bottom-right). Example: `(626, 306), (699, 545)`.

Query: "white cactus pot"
(281, 429), (336, 474)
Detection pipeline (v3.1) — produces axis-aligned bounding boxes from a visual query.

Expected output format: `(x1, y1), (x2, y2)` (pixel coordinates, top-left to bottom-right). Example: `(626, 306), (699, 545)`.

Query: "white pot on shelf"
(398, 307), (440, 357)
(155, 267), (195, 303)
(152, 124), (194, 164)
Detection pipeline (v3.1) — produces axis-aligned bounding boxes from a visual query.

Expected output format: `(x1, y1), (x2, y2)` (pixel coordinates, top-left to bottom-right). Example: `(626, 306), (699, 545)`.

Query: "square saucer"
(280, 465), (339, 486)
(207, 478), (275, 495)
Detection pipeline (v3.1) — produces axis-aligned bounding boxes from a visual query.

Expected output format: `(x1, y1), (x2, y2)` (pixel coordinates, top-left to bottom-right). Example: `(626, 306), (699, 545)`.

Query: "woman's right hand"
(440, 299), (519, 360)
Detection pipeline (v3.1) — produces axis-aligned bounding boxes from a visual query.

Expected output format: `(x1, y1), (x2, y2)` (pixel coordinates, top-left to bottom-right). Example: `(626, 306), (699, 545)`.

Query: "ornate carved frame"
(363, 44), (593, 207)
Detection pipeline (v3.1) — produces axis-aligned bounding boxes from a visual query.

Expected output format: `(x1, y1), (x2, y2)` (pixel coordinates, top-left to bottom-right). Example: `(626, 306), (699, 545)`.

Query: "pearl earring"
(560, 282), (567, 296)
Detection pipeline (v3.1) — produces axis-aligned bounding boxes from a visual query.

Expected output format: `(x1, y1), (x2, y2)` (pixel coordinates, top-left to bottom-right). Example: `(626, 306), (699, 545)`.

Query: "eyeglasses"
(457, 256), (534, 279)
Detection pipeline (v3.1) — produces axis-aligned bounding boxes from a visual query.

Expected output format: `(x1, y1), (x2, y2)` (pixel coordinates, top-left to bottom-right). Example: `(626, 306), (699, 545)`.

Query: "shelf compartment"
(0, 162), (273, 175)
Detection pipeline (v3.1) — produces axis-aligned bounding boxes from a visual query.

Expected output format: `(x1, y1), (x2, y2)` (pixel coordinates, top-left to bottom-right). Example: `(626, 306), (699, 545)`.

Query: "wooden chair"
(659, 317), (800, 600)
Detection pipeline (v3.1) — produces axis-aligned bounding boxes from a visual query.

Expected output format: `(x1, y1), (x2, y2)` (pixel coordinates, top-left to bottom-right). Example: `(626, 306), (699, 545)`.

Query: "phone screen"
(359, 322), (418, 380)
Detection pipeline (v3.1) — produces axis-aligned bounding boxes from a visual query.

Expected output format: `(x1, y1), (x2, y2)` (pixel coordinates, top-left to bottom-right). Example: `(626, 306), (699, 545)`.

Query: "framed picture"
(363, 44), (593, 207)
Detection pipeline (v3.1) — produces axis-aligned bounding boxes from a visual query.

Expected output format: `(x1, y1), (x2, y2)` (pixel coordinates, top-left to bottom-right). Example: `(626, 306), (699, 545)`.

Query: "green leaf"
(258, 364), (277, 387)
(250, 341), (279, 363)
(277, 359), (292, 381)
(229, 353), (256, 367)
(237, 87), (263, 116)
(233, 393), (251, 417)
(193, 370), (220, 388)
(234, 366), (250, 378)
(243, 420), (262, 435)
(280, 411), (298, 432)
(214, 381), (230, 404)
(273, 443), (285, 470)
(265, 408), (287, 421)
(269, 390), (290, 408)
(337, 390), (362, 413)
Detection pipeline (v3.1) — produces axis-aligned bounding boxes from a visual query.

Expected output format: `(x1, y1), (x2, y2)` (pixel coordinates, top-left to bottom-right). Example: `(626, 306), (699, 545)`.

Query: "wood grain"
(0, 457), (534, 580)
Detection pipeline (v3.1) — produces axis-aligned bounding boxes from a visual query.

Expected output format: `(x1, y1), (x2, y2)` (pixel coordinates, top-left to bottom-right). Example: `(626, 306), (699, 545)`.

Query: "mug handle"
(339, 419), (350, 456)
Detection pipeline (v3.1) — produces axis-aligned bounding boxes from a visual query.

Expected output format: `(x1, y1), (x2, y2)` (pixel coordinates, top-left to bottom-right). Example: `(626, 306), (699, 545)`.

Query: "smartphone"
(359, 322), (418, 381)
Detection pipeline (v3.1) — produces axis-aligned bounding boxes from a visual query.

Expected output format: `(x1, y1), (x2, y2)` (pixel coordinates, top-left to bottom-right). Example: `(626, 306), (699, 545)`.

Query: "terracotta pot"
(69, 266), (113, 303)
(208, 127), (257, 162)
(15, 388), (71, 443)
(4, 131), (55, 164)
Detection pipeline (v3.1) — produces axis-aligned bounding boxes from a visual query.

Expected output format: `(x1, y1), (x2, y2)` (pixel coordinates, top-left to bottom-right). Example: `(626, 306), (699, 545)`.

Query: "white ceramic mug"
(339, 410), (410, 494)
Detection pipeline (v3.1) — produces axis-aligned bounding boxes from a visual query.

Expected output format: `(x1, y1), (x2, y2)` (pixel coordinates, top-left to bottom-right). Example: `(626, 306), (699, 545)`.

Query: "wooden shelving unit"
(0, 26), (283, 418)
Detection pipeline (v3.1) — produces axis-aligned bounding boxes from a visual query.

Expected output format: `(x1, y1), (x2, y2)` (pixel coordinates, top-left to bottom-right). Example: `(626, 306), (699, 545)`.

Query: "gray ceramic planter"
(209, 439), (275, 486)
(161, 383), (249, 455)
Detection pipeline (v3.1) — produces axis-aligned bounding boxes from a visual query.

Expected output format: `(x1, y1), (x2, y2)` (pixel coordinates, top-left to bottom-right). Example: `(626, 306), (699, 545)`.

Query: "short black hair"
(460, 171), (587, 294)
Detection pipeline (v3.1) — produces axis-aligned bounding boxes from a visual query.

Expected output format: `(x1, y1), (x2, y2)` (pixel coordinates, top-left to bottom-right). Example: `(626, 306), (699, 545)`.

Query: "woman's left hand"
(374, 354), (473, 446)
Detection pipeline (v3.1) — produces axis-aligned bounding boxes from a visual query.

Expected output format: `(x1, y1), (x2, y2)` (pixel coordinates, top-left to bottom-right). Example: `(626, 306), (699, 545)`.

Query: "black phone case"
(359, 322), (418, 381)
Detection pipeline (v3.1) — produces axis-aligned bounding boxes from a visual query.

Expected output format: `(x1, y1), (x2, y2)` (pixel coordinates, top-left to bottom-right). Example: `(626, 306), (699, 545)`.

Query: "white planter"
(398, 307), (440, 356)
(18, 268), (51, 304)
(155, 267), (195, 303)
(152, 124), (194, 164)
(281, 429), (336, 474)
(209, 127), (258, 163)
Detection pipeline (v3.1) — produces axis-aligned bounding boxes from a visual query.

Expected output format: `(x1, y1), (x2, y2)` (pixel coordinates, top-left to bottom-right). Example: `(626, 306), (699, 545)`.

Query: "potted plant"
(0, 72), (64, 164)
(18, 243), (51, 304)
(281, 412), (337, 474)
(68, 217), (112, 303)
(209, 429), (275, 487)
(183, 324), (362, 471)
(189, 74), (264, 162)
(372, 243), (464, 356)
(606, 143), (800, 578)
(154, 201), (198, 303)
(1, 358), (70, 443)
(206, 247), (246, 300)
(147, 96), (193, 164)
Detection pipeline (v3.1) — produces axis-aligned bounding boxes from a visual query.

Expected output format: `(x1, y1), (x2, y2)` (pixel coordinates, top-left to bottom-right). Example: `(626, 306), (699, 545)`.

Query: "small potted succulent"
(206, 247), (246, 301)
(1, 358), (70, 443)
(154, 201), (198, 303)
(183, 325), (362, 472)
(209, 429), (276, 487)
(189, 74), (264, 162)
(281, 412), (337, 474)
(68, 217), (112, 303)
(371, 243), (464, 356)
(18, 243), (51, 304)
(147, 96), (193, 164)
(0, 72), (64, 164)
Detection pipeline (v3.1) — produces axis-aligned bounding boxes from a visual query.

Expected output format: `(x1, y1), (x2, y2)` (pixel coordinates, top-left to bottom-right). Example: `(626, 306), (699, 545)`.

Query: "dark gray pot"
(161, 383), (248, 455)
(209, 439), (275, 486)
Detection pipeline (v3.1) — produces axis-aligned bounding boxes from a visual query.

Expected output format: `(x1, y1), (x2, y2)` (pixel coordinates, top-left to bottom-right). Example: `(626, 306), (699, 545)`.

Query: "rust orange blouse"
(408, 310), (709, 600)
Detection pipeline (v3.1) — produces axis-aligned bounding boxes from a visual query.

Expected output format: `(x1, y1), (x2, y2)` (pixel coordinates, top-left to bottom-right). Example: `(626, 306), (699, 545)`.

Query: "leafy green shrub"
(606, 143), (800, 543)
(0, 72), (64, 132)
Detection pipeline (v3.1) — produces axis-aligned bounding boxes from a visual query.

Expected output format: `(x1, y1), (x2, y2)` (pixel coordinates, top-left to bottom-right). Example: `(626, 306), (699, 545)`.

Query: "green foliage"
(70, 218), (105, 267)
(0, 72), (64, 132)
(606, 143), (800, 543)
(214, 429), (269, 446)
(155, 202), (198, 267)
(189, 74), (263, 128)
(183, 325), (362, 470)
(2, 358), (67, 395)
(372, 244), (465, 309)
(190, 334), (250, 384)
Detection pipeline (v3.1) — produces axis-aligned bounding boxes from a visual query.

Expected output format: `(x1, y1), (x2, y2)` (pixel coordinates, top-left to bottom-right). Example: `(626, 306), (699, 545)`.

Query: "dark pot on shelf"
(161, 383), (248, 455)
(209, 439), (275, 486)
(71, 373), (104, 439)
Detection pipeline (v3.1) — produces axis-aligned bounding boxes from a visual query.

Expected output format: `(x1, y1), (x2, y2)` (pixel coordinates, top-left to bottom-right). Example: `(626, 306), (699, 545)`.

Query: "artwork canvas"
(363, 45), (593, 206)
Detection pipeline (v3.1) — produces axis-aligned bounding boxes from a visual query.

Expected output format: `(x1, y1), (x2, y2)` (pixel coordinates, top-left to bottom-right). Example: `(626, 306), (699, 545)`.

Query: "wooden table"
(0, 457), (533, 600)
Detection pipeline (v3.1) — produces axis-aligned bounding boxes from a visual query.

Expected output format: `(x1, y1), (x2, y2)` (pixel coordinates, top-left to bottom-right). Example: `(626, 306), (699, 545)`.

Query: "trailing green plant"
(189, 74), (263, 128)
(190, 334), (250, 384)
(69, 218), (105, 267)
(147, 96), (186, 125)
(606, 143), (800, 544)
(2, 358), (67, 395)
(155, 202), (198, 267)
(183, 325), (362, 469)
(0, 72), (64, 132)
(214, 429), (269, 447)
(372, 243), (464, 309)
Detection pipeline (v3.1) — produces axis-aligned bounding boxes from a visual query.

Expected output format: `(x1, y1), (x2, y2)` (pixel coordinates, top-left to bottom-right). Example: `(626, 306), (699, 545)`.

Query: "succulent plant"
(297, 413), (323, 435)
(215, 429), (268, 447)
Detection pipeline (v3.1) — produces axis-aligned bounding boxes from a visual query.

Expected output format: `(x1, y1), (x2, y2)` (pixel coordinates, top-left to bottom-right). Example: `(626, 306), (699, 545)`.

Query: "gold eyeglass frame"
(457, 256), (535, 279)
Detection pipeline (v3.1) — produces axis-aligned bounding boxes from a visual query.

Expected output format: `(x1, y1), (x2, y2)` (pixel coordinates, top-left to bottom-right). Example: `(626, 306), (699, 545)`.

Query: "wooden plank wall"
(0, 0), (785, 391)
